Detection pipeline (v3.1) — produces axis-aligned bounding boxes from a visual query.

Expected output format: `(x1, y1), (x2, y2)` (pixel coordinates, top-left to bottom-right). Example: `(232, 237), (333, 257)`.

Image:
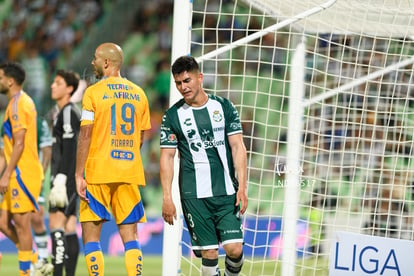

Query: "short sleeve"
(224, 99), (243, 135)
(160, 113), (178, 148)
(80, 87), (94, 126)
(12, 96), (33, 132)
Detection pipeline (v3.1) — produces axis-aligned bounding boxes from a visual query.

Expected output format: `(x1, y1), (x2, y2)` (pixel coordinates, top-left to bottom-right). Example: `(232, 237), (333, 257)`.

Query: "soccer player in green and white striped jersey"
(160, 56), (248, 276)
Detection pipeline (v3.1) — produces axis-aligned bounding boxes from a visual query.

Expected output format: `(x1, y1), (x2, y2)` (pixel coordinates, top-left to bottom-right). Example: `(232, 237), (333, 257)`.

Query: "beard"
(94, 66), (104, 79)
(0, 86), (8, 95)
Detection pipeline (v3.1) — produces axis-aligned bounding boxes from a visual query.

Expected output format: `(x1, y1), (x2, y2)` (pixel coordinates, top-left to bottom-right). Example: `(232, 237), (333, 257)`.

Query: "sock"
(84, 242), (104, 275)
(201, 258), (220, 276)
(31, 250), (39, 264)
(51, 229), (66, 276)
(18, 250), (32, 276)
(65, 232), (80, 276)
(224, 253), (244, 276)
(34, 231), (49, 260)
(124, 240), (143, 276)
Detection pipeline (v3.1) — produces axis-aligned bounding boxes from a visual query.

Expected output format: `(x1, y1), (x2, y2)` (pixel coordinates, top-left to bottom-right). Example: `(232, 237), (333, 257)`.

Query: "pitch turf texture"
(0, 253), (329, 275)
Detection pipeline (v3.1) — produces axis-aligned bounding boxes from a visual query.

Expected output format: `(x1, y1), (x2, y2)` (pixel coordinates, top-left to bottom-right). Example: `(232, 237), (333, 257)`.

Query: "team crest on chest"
(212, 110), (222, 122)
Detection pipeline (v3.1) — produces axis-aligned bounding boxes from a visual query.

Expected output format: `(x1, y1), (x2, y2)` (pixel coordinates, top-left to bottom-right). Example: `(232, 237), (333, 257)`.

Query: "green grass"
(0, 254), (162, 276)
(0, 253), (329, 275)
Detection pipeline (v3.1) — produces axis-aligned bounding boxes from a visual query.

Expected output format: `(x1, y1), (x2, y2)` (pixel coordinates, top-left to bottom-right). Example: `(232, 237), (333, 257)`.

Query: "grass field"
(0, 253), (329, 275)
(0, 254), (163, 275)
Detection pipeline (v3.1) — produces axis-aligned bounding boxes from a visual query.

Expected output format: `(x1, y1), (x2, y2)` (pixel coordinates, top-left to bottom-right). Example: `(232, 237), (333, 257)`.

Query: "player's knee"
(64, 216), (77, 233)
(225, 252), (244, 275)
(223, 243), (243, 259)
(0, 215), (6, 230)
(201, 249), (219, 259)
(31, 213), (44, 229)
(0, 222), (6, 233)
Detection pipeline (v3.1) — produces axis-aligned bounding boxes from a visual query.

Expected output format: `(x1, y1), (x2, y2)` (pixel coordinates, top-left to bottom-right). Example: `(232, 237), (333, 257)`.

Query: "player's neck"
(189, 91), (208, 107)
(104, 67), (121, 78)
(56, 97), (70, 110)
(7, 87), (22, 99)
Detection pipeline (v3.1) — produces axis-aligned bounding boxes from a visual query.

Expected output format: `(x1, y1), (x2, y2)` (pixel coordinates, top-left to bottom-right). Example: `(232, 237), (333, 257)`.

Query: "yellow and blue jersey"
(1, 91), (43, 212)
(80, 77), (151, 185)
(2, 91), (43, 183)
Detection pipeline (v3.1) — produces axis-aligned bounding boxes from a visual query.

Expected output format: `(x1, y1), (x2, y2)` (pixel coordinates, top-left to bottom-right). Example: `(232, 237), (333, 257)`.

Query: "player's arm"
(75, 124), (93, 202)
(0, 138), (6, 175)
(0, 129), (25, 194)
(40, 145), (52, 173)
(160, 147), (177, 225)
(38, 118), (52, 173)
(228, 133), (248, 214)
(140, 130), (145, 149)
(0, 148), (6, 175)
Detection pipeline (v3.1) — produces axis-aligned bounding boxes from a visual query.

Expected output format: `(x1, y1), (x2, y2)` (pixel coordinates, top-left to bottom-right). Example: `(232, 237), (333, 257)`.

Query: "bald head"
(96, 43), (123, 67)
(92, 42), (124, 78)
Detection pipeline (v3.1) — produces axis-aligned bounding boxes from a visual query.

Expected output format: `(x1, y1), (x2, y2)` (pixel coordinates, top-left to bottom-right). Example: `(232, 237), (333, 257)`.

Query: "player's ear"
(7, 76), (14, 88)
(104, 58), (110, 68)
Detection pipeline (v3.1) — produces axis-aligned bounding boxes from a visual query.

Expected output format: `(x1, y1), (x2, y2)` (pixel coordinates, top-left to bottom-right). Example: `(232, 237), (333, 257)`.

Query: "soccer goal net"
(163, 0), (414, 275)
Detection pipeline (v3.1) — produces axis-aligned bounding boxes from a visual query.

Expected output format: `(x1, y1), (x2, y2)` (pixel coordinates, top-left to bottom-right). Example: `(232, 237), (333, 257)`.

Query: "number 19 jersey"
(80, 76), (151, 185)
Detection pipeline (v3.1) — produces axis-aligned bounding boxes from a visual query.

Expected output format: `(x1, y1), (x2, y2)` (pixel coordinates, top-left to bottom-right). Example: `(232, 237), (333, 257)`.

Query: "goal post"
(164, 0), (414, 275)
(162, 0), (192, 275)
(281, 40), (306, 276)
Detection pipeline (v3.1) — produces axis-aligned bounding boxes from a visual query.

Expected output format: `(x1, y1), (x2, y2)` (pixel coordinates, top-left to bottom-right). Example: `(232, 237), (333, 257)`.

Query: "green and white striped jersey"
(160, 94), (243, 199)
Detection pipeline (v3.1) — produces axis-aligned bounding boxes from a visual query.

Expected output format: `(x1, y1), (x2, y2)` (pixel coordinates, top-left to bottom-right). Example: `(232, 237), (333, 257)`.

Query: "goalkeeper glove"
(49, 173), (68, 208)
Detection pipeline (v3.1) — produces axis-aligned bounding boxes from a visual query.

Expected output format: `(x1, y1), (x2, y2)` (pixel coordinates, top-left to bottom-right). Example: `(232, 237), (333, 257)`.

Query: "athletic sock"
(84, 241), (104, 275)
(65, 232), (80, 276)
(31, 250), (39, 264)
(18, 250), (32, 276)
(51, 229), (65, 276)
(124, 240), (143, 275)
(224, 252), (244, 276)
(34, 231), (49, 260)
(201, 258), (220, 276)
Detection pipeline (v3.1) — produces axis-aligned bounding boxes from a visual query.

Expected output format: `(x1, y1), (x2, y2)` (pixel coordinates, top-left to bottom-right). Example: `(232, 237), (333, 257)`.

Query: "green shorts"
(181, 194), (244, 250)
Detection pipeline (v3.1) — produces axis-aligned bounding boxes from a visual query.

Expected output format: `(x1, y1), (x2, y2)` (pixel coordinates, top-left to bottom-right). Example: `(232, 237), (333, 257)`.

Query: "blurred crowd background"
(0, 0), (174, 215)
(2, 0), (413, 241)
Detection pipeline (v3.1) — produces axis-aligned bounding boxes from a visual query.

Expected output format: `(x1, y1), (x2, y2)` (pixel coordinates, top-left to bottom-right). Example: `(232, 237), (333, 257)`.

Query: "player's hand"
(75, 173), (88, 203)
(236, 187), (248, 215)
(49, 173), (68, 208)
(0, 172), (10, 196)
(162, 198), (177, 225)
(0, 176), (9, 195)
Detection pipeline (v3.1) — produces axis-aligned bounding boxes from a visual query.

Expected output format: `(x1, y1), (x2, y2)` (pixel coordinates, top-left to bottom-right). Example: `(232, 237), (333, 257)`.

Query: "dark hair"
(56, 69), (80, 96)
(171, 55), (199, 75)
(0, 62), (26, 85)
